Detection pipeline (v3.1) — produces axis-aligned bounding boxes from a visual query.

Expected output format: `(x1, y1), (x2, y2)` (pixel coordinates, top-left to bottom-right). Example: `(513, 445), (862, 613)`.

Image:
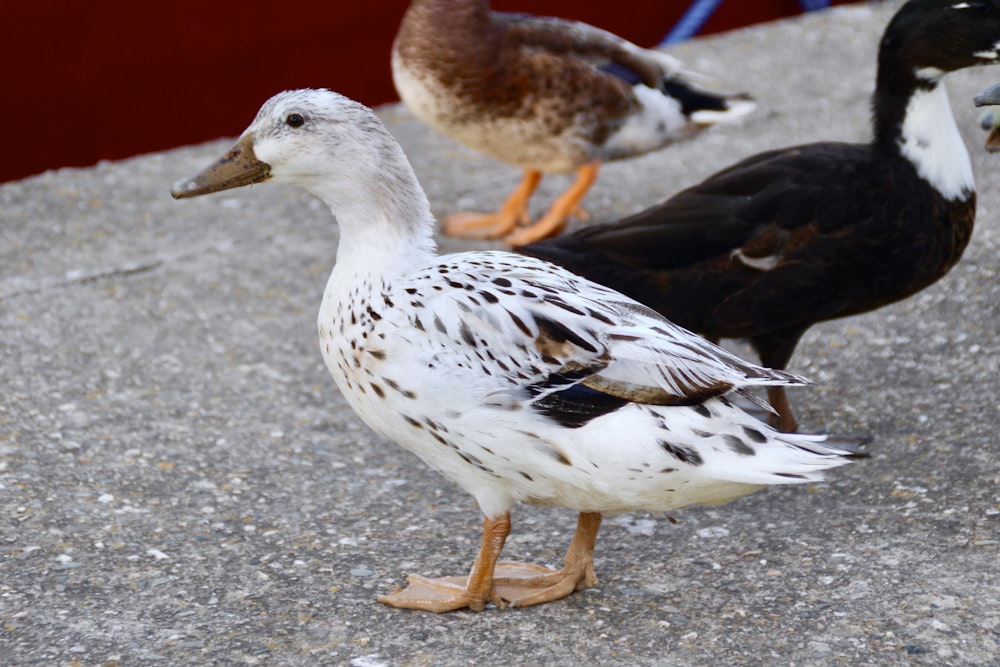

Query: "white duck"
(172, 89), (857, 613)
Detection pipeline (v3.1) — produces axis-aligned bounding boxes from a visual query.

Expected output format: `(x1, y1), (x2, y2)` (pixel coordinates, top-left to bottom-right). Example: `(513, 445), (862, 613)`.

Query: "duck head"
(171, 89), (437, 261)
(881, 0), (1000, 80)
(171, 89), (419, 204)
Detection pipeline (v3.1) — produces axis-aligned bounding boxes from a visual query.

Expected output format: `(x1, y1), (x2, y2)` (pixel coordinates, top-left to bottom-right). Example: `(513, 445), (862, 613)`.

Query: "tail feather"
(661, 78), (756, 124)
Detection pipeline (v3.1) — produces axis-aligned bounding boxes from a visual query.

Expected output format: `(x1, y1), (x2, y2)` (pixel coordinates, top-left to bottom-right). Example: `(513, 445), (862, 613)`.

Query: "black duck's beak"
(171, 133), (271, 199)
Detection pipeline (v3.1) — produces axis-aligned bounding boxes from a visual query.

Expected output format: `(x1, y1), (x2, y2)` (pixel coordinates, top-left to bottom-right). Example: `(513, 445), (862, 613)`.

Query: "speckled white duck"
(392, 0), (755, 246)
(172, 89), (856, 613)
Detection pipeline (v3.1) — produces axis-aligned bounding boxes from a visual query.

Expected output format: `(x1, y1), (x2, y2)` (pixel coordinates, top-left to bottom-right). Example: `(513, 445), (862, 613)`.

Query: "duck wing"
(520, 142), (876, 334)
(586, 142), (869, 267)
(403, 252), (803, 428)
(494, 13), (682, 90)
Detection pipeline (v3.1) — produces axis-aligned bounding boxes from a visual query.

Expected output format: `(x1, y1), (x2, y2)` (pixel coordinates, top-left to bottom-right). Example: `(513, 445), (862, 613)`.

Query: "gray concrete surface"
(2, 2), (998, 664)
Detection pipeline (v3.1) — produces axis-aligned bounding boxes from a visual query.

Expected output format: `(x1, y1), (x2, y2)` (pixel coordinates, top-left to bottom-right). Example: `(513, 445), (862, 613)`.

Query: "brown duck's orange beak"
(170, 133), (271, 199)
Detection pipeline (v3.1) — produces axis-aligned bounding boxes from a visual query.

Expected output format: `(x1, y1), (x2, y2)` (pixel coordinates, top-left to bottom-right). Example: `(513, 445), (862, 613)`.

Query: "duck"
(519, 0), (1000, 436)
(171, 89), (857, 613)
(391, 0), (755, 247)
(974, 82), (1000, 151)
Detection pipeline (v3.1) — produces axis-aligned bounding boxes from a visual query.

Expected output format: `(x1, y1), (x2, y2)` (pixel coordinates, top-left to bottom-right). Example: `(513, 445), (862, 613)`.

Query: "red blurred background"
(1, 1), (856, 183)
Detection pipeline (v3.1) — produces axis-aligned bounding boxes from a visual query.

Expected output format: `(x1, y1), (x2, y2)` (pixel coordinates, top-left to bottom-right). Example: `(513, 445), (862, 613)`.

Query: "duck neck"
(872, 56), (973, 202)
(312, 160), (437, 289)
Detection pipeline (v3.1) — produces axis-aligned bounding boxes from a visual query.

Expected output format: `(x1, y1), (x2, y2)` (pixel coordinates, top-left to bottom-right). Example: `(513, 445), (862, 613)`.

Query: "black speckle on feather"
(587, 308), (616, 325)
(692, 404), (712, 418)
(659, 440), (704, 466)
(459, 321), (477, 347)
(723, 434), (755, 456)
(544, 296), (587, 316)
(506, 309), (532, 336)
(535, 315), (598, 354)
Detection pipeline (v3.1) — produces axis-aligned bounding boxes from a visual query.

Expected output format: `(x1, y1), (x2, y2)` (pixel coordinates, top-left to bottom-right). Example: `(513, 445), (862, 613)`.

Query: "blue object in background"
(661, 0), (832, 46)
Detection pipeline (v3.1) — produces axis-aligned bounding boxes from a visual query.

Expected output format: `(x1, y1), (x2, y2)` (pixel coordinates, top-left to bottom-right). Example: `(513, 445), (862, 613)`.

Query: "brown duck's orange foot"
(505, 207), (587, 246)
(443, 209), (528, 240)
(443, 169), (541, 240)
(505, 161), (600, 246)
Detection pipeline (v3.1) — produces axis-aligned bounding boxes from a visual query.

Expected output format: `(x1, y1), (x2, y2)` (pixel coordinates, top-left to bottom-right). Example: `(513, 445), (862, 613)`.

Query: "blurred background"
(1, 1), (858, 184)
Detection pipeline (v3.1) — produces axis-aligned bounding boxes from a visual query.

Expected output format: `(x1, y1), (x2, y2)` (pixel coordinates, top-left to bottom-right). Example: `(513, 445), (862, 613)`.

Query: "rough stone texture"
(2, 2), (998, 665)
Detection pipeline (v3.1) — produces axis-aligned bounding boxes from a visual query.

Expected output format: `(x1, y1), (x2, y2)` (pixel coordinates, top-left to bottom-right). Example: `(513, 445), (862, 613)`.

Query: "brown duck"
(392, 0), (755, 246)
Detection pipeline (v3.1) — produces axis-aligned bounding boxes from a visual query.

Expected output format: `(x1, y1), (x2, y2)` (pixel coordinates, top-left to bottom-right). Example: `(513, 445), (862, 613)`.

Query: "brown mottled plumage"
(392, 0), (754, 245)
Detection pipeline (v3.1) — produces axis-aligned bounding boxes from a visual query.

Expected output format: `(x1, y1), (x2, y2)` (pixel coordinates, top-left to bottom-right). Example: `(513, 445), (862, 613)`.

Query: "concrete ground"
(2, 2), (998, 665)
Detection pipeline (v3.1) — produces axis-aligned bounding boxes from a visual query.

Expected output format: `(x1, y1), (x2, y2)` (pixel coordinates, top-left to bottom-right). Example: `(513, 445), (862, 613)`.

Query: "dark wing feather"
(519, 142), (876, 337)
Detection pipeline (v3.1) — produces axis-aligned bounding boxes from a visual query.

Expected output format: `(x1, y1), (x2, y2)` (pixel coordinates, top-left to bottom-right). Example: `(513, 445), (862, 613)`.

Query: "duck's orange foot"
(504, 161), (599, 246)
(376, 559), (597, 612)
(492, 559), (598, 608)
(377, 573), (501, 613)
(504, 211), (576, 246)
(443, 209), (526, 240)
(443, 169), (541, 239)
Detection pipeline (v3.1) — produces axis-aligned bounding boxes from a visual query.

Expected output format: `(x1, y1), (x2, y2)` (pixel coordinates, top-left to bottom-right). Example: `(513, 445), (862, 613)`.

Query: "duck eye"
(286, 113), (305, 128)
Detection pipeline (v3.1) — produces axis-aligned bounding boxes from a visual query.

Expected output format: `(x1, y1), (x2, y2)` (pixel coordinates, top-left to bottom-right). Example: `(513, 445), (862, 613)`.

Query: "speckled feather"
(319, 248), (850, 518)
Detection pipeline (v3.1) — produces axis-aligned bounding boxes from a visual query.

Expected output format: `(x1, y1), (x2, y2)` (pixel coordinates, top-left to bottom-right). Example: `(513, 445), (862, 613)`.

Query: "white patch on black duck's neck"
(898, 81), (973, 201)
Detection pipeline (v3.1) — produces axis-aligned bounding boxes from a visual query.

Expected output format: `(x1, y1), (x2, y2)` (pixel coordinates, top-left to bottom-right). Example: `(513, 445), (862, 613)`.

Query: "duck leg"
(377, 513), (512, 612)
(506, 161), (600, 246)
(752, 329), (806, 433)
(377, 512), (602, 612)
(752, 330), (869, 446)
(443, 170), (542, 239)
(492, 511), (602, 607)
